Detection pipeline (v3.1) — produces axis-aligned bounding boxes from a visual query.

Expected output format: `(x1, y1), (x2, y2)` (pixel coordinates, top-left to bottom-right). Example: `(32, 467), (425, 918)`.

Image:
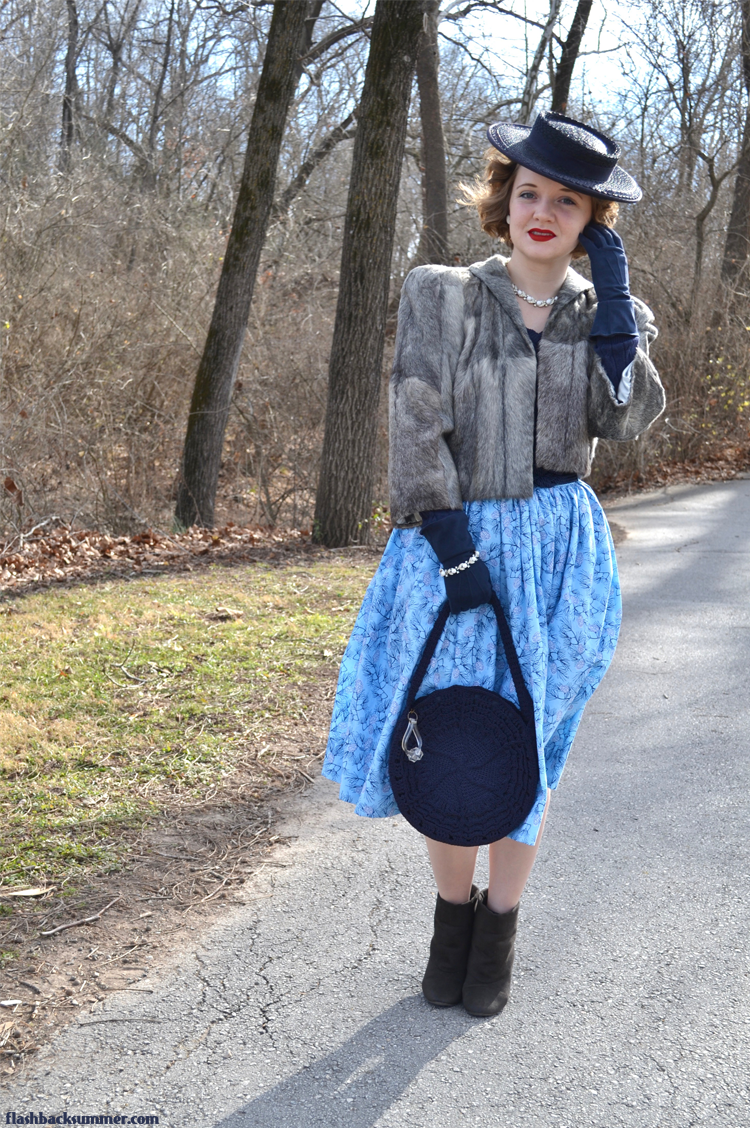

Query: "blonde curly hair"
(461, 149), (619, 260)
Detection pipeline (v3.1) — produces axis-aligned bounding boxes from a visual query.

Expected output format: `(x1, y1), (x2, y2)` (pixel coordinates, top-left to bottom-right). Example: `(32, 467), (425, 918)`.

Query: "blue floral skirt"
(322, 482), (621, 845)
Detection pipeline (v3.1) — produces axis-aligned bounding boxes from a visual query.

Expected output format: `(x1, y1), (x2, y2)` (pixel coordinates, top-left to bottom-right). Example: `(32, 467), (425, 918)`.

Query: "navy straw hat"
(487, 110), (641, 203)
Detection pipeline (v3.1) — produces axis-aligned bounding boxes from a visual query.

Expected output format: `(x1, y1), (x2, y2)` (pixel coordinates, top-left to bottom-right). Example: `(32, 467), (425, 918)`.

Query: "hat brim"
(487, 122), (642, 204)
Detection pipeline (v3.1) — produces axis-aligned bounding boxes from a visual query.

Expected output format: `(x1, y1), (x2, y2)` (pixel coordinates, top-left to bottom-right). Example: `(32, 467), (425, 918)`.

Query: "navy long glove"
(420, 509), (493, 615)
(578, 222), (638, 339)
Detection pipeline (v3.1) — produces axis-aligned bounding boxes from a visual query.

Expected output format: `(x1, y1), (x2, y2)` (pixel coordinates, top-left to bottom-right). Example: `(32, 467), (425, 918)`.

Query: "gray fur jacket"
(388, 254), (666, 528)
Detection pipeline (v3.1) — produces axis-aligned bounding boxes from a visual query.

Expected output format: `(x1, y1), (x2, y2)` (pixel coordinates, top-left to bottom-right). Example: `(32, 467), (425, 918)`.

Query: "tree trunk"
(721, 0), (750, 285)
(61, 0), (80, 169)
(271, 3), (364, 219)
(312, 0), (424, 547)
(142, 0), (175, 191)
(551, 0), (592, 115)
(722, 111), (750, 283)
(294, 0), (324, 84)
(690, 153), (734, 318)
(415, 0), (449, 265)
(518, 0), (562, 124)
(174, 0), (311, 530)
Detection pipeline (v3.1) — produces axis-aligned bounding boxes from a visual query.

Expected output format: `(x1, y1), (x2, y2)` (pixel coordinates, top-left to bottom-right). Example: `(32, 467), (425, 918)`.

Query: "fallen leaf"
(0, 887), (56, 898)
(215, 606), (243, 619)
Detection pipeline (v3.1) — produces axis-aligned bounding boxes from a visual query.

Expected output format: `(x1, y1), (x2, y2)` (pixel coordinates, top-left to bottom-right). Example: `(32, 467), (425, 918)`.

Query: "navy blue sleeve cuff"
(590, 296), (638, 338)
(420, 509), (456, 528)
(591, 334), (638, 395)
(419, 509), (474, 564)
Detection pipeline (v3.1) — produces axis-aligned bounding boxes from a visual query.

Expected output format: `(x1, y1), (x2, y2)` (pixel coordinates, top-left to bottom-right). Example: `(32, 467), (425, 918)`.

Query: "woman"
(322, 111), (665, 1017)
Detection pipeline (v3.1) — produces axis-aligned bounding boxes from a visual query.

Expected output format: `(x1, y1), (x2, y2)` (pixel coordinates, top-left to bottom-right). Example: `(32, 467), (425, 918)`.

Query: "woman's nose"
(532, 199), (554, 222)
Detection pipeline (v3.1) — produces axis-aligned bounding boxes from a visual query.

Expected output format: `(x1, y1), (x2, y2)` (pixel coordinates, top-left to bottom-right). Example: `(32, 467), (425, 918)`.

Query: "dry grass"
(2, 152), (750, 543)
(0, 551), (374, 887)
(0, 545), (383, 1076)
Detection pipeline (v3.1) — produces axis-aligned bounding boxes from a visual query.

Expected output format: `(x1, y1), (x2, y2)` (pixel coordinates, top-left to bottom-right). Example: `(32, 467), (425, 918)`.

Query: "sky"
(328, 0), (646, 138)
(450, 0), (636, 119)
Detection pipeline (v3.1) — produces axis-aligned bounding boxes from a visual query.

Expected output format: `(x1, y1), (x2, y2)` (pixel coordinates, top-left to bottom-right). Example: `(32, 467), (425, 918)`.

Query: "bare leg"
(487, 790), (551, 913)
(424, 839), (479, 905)
(424, 791), (551, 909)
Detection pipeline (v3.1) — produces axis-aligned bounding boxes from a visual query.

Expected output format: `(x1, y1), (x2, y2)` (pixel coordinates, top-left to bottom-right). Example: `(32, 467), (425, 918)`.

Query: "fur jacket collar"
(388, 254), (665, 527)
(468, 254), (593, 327)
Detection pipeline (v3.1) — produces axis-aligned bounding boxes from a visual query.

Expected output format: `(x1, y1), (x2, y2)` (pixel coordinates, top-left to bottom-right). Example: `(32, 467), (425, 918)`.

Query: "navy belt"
(533, 468), (579, 489)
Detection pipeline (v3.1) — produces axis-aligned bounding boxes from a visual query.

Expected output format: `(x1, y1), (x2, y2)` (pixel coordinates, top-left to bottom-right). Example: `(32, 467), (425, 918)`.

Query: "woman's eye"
(518, 191), (535, 199)
(560, 198), (577, 206)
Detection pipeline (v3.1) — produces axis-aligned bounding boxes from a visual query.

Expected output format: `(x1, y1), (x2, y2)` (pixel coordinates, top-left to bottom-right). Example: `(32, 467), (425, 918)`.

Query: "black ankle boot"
(461, 890), (519, 1017)
(422, 885), (479, 1007)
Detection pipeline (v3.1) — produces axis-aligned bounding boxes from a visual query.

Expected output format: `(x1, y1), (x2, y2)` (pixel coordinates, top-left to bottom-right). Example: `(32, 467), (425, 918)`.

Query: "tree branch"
(440, 0), (564, 46)
(273, 110), (358, 217)
(301, 16), (374, 65)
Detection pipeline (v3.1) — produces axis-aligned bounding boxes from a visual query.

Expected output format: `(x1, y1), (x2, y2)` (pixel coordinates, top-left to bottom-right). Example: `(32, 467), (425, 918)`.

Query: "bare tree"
(99, 0), (143, 125)
(412, 0), (591, 269)
(690, 148), (737, 312)
(175, 0), (312, 529)
(415, 0), (449, 265)
(621, 0), (741, 309)
(10, 0), (750, 536)
(551, 0), (592, 114)
(313, 0), (425, 547)
(61, 0), (81, 169)
(721, 0), (750, 284)
(140, 0), (176, 191)
(518, 0), (563, 123)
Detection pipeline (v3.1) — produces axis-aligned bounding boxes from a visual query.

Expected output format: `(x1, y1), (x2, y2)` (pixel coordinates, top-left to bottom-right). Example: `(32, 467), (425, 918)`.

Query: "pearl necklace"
(510, 283), (559, 308)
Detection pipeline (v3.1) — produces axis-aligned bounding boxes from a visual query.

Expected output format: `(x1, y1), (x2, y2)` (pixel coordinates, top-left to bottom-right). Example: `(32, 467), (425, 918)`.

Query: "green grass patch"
(0, 557), (373, 887)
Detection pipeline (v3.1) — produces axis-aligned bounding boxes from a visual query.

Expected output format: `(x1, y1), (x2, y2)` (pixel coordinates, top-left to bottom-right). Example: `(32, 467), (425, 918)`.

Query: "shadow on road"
(612, 480), (750, 611)
(214, 996), (476, 1127)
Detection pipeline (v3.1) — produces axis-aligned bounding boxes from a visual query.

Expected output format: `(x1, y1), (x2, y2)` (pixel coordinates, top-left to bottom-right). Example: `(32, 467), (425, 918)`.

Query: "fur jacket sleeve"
(388, 255), (665, 528)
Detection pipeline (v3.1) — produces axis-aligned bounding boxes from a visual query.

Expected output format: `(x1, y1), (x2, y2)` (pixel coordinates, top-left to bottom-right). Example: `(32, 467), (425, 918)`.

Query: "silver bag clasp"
(401, 709), (423, 762)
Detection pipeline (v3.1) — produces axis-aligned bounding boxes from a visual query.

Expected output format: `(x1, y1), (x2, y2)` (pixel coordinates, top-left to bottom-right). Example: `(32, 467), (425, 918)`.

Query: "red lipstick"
(528, 229), (556, 241)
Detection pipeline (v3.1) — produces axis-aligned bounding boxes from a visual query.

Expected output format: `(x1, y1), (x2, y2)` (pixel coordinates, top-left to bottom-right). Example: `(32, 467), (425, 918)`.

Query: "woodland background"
(1, 0), (750, 540)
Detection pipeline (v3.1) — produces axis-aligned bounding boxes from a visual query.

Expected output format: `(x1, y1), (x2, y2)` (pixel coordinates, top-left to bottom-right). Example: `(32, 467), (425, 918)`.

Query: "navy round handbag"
(388, 592), (539, 847)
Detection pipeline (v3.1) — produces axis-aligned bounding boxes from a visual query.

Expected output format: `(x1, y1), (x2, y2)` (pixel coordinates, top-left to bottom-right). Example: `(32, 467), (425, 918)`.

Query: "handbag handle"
(404, 592), (534, 725)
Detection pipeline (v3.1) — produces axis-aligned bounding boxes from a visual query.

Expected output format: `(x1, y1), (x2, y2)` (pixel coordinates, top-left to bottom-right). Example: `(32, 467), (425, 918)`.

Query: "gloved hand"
(420, 509), (493, 615)
(578, 222), (638, 339)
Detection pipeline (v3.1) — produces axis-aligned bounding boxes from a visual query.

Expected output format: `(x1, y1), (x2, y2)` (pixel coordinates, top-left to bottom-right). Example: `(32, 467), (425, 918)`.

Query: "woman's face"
(507, 167), (593, 261)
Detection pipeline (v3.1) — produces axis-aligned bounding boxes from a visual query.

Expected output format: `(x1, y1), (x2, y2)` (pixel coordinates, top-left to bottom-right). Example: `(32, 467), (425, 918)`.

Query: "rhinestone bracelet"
(439, 551), (479, 578)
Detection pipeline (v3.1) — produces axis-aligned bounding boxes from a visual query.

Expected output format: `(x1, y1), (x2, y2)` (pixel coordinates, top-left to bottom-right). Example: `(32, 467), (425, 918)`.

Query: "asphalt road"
(4, 480), (750, 1128)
